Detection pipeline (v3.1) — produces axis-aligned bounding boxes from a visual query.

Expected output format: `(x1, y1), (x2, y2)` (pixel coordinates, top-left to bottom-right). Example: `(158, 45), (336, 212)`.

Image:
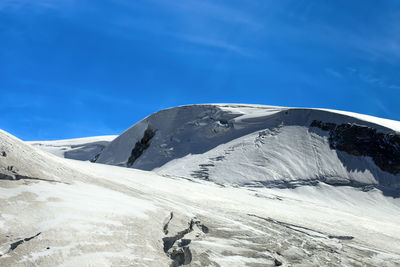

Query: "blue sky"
(1, 0), (400, 140)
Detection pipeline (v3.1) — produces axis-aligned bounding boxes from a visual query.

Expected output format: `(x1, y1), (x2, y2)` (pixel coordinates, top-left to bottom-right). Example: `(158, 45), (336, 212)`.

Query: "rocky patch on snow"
(0, 232), (41, 258)
(162, 212), (209, 266)
(127, 126), (156, 166)
(311, 120), (400, 175)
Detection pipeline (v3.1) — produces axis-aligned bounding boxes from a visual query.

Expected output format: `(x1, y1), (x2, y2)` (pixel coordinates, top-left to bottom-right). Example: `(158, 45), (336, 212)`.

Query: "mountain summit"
(92, 104), (400, 191)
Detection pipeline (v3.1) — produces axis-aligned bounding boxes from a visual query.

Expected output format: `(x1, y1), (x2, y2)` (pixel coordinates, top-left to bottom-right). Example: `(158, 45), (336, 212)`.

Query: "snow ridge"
(92, 104), (400, 190)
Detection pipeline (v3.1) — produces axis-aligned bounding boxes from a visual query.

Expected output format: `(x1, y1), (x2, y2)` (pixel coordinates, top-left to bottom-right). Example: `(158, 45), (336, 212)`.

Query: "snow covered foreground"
(1, 104), (400, 266)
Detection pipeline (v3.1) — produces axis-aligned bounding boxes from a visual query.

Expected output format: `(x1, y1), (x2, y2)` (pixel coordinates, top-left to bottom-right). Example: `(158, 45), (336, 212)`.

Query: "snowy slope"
(95, 104), (400, 191)
(1, 129), (400, 266)
(28, 135), (117, 161)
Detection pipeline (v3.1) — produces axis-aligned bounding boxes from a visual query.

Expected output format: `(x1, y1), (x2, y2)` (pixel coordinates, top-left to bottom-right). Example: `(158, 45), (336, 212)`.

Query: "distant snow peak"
(88, 104), (400, 191)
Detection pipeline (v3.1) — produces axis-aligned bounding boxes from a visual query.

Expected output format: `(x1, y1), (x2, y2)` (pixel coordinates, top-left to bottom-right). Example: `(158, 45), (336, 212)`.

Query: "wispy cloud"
(145, 0), (262, 27)
(325, 68), (343, 79)
(170, 34), (249, 56)
(327, 66), (400, 95)
(99, 0), (262, 56)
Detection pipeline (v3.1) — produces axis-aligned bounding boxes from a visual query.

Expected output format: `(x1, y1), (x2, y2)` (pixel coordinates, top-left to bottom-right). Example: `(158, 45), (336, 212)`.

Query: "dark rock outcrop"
(310, 120), (336, 131)
(163, 212), (174, 235)
(90, 153), (100, 163)
(9, 232), (41, 251)
(0, 232), (41, 257)
(328, 235), (354, 240)
(0, 170), (66, 183)
(127, 126), (156, 166)
(274, 258), (282, 266)
(311, 120), (400, 175)
(0, 172), (15, 180)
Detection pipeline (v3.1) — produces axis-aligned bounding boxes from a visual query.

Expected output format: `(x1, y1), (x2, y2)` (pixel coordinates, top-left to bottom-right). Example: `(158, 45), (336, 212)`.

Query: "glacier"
(1, 104), (400, 266)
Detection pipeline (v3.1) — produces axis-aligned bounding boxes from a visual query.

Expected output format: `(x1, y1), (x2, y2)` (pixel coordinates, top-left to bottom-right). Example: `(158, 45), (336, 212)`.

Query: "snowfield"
(28, 135), (117, 160)
(1, 104), (400, 266)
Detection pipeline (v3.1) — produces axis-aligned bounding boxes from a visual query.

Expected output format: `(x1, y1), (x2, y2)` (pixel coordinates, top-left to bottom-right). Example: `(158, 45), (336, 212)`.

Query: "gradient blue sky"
(1, 0), (400, 140)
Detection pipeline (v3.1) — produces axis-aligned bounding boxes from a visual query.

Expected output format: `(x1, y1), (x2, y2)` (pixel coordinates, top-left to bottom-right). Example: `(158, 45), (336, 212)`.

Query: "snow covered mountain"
(93, 104), (400, 191)
(28, 135), (117, 161)
(2, 104), (400, 266)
